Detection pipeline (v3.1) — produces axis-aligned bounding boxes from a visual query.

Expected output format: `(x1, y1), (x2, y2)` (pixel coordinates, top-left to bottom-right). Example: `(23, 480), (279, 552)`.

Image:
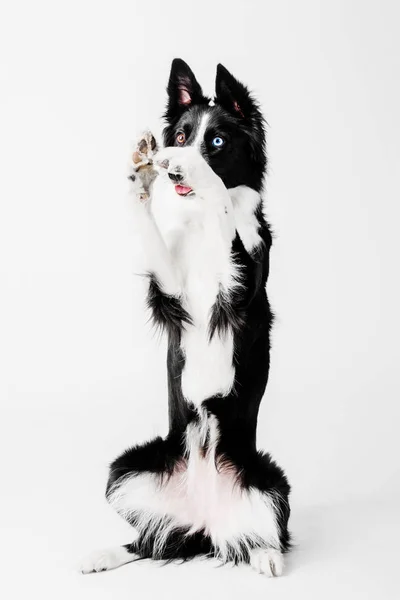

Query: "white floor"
(1, 404), (398, 600)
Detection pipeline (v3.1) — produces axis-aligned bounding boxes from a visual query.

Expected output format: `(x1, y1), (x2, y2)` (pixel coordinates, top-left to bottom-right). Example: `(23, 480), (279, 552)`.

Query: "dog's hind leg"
(234, 449), (291, 577)
(79, 434), (187, 573)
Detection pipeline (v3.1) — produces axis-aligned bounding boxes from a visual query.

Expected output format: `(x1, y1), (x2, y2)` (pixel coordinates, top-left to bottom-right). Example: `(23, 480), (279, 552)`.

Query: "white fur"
(180, 327), (235, 406)
(192, 112), (211, 151)
(130, 198), (181, 296)
(249, 547), (284, 577)
(79, 545), (137, 574)
(229, 185), (264, 253)
(151, 147), (239, 407)
(173, 200), (238, 406)
(108, 413), (281, 563)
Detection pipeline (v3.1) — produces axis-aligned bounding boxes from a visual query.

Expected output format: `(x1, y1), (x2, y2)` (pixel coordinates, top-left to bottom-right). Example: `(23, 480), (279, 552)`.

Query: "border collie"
(80, 59), (291, 577)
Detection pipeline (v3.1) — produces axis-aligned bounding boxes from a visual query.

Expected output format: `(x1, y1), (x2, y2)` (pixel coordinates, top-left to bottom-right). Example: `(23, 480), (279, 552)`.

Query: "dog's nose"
(168, 172), (184, 184)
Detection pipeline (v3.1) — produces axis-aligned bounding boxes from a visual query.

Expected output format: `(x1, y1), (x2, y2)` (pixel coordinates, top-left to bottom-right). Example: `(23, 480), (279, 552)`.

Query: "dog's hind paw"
(79, 546), (136, 574)
(249, 548), (284, 577)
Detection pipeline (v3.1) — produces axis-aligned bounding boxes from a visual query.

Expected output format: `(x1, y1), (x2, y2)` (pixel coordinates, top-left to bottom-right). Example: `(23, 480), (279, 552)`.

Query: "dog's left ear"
(215, 64), (255, 120)
(165, 58), (209, 122)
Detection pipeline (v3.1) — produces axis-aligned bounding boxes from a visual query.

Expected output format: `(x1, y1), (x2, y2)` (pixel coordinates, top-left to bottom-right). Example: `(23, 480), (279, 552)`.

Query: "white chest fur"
(151, 177), (237, 407)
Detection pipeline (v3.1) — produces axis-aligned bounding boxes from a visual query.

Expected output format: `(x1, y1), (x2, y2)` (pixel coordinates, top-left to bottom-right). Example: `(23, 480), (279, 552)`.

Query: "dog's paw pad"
(129, 131), (159, 199)
(132, 131), (158, 170)
(156, 154), (189, 183)
(249, 548), (284, 577)
(158, 158), (169, 170)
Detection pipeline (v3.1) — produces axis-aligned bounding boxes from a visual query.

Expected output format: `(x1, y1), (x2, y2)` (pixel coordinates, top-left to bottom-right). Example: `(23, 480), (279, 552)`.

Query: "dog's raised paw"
(155, 147), (200, 196)
(132, 131), (158, 170)
(129, 131), (159, 201)
(155, 146), (223, 198)
(249, 548), (284, 577)
(79, 546), (136, 574)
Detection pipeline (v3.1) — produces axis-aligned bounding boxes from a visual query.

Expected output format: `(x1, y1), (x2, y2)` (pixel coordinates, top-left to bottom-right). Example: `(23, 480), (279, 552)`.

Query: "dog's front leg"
(155, 146), (236, 250)
(129, 133), (193, 334)
(129, 132), (183, 299)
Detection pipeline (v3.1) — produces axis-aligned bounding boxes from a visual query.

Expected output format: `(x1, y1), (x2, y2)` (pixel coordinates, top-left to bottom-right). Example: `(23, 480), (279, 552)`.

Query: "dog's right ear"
(164, 59), (209, 122)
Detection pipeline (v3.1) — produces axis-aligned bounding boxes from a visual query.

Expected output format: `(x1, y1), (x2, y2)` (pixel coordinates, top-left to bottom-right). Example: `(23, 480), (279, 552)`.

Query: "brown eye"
(176, 132), (185, 145)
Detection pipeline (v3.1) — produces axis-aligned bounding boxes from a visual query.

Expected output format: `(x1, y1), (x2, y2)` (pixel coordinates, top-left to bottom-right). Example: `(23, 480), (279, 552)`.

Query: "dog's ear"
(165, 59), (208, 122)
(215, 64), (255, 120)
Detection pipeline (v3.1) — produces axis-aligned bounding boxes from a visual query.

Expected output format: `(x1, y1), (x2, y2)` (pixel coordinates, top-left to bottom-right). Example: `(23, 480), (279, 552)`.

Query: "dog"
(80, 59), (291, 577)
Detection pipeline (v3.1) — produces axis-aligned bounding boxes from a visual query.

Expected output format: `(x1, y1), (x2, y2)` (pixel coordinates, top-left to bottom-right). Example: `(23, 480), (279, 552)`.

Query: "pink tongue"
(175, 184), (192, 196)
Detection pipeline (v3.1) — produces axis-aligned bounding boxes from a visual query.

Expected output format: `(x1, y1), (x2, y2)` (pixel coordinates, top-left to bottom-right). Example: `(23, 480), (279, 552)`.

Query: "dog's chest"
(152, 185), (236, 406)
(176, 221), (236, 406)
(176, 219), (226, 319)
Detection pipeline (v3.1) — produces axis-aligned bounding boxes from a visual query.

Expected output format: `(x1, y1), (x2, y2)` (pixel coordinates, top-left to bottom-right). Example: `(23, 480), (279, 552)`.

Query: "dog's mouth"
(175, 184), (193, 196)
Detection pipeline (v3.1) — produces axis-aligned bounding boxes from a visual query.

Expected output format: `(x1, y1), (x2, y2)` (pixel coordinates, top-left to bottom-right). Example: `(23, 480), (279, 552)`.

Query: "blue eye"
(212, 136), (225, 148)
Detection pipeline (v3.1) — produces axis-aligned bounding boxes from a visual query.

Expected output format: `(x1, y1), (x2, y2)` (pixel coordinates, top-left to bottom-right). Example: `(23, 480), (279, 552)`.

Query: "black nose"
(168, 172), (184, 184)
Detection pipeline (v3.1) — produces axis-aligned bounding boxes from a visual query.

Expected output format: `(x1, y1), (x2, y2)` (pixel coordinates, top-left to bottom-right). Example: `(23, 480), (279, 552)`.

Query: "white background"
(1, 1), (399, 598)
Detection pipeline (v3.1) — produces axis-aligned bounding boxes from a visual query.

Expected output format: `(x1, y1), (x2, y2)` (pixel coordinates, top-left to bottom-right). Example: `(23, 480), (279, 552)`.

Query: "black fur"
(208, 285), (245, 341)
(163, 60), (267, 192)
(146, 273), (192, 337)
(164, 58), (211, 129)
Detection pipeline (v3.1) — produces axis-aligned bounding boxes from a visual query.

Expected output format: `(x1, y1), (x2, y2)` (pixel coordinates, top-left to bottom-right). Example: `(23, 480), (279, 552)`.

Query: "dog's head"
(163, 59), (266, 191)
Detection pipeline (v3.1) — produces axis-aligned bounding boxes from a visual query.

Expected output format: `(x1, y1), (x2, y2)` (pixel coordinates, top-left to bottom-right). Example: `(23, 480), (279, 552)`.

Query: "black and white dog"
(80, 59), (291, 577)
